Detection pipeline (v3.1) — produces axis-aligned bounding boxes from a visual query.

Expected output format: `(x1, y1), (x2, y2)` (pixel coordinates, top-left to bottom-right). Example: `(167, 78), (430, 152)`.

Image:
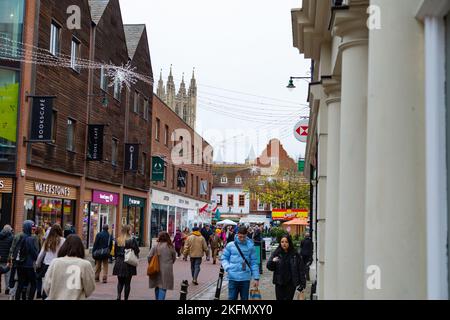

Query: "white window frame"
(100, 66), (108, 91)
(235, 176), (242, 184)
(66, 118), (76, 152)
(114, 78), (121, 101)
(70, 37), (80, 72)
(50, 21), (60, 56)
(220, 176), (228, 184)
(416, 0), (450, 300)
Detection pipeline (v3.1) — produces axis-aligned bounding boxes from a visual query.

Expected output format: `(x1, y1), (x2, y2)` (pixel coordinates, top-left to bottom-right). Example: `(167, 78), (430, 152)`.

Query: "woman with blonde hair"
(112, 225), (139, 300)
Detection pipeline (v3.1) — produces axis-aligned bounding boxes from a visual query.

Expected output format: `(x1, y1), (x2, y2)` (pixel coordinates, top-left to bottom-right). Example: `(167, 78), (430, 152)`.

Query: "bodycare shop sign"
(92, 190), (119, 206)
(30, 96), (54, 142)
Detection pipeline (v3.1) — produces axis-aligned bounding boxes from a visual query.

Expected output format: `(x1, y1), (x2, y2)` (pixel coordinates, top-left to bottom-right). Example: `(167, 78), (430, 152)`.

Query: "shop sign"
(34, 182), (70, 197)
(124, 195), (145, 208)
(151, 156), (165, 181)
(87, 125), (104, 161)
(0, 178), (13, 193)
(30, 96), (54, 142)
(124, 144), (139, 172)
(272, 209), (308, 221)
(93, 190), (119, 206)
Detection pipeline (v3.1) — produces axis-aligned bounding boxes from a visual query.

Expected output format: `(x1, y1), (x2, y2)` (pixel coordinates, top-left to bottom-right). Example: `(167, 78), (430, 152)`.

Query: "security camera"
(20, 169), (26, 177)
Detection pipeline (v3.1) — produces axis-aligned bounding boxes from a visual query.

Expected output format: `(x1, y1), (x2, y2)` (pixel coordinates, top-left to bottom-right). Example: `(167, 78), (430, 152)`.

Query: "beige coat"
(148, 242), (176, 290)
(183, 232), (208, 258)
(43, 256), (96, 300)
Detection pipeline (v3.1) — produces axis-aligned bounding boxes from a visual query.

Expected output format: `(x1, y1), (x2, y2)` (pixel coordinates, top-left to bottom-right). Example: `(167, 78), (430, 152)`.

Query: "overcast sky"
(120, 0), (310, 163)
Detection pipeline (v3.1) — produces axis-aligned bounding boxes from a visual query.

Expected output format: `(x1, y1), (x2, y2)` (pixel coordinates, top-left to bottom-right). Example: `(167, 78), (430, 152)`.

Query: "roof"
(123, 24), (146, 59)
(212, 164), (253, 188)
(88, 0), (110, 24)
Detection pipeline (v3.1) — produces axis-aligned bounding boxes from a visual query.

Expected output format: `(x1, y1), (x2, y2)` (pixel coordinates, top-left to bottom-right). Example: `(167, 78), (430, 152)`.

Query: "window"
(163, 165), (167, 187)
(164, 125), (169, 146)
(70, 37), (80, 72)
(134, 91), (139, 113)
(172, 165), (176, 189)
(66, 119), (76, 152)
(216, 194), (223, 206)
(50, 21), (60, 56)
(114, 78), (121, 101)
(235, 176), (242, 184)
(191, 145), (194, 164)
(143, 98), (149, 120)
(141, 152), (146, 175)
(221, 176), (228, 184)
(196, 176), (199, 197)
(100, 66), (108, 91)
(191, 173), (194, 195)
(239, 194), (245, 207)
(155, 118), (160, 141)
(179, 136), (184, 157)
(111, 138), (118, 166)
(51, 110), (57, 142)
(258, 200), (265, 211)
(227, 194), (234, 207)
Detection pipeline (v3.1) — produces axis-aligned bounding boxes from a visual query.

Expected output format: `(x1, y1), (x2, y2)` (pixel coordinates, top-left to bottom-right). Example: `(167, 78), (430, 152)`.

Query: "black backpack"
(12, 235), (28, 265)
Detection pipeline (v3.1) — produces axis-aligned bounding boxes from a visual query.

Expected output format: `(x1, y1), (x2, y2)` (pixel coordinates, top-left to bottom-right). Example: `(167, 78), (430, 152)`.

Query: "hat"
(192, 227), (199, 232)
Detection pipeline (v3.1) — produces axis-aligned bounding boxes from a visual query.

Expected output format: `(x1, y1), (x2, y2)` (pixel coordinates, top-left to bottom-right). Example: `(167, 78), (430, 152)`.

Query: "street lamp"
(287, 76), (311, 92)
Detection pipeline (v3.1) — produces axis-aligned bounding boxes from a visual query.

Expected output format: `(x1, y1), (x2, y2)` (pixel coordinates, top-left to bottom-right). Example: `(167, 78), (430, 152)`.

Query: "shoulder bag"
(147, 245), (160, 277)
(124, 240), (139, 267)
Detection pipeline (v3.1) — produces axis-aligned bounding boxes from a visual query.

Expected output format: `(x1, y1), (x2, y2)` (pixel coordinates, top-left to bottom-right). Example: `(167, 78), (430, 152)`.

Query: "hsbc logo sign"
(294, 119), (309, 143)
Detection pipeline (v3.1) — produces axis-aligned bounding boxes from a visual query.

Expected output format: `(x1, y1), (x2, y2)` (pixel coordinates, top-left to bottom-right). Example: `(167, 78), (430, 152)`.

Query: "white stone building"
(292, 0), (450, 299)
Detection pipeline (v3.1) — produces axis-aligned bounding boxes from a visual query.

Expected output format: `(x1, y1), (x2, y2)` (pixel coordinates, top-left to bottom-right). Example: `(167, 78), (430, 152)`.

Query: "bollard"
(180, 280), (189, 300)
(214, 266), (225, 300)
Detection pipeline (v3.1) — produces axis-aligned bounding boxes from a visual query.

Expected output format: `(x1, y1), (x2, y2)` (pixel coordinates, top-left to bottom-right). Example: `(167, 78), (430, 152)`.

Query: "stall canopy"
(282, 218), (309, 226)
(216, 219), (237, 226)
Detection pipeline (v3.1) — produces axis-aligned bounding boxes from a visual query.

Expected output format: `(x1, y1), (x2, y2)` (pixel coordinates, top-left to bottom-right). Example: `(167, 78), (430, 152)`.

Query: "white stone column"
(334, 9), (369, 299)
(364, 0), (426, 299)
(323, 81), (341, 300)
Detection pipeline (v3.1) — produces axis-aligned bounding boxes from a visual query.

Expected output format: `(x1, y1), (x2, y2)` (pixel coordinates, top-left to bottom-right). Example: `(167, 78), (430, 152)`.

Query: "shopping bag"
(297, 290), (306, 300)
(249, 287), (262, 300)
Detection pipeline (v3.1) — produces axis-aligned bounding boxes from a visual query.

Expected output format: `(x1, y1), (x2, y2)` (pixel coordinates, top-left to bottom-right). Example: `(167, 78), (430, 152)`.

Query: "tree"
(244, 168), (310, 209)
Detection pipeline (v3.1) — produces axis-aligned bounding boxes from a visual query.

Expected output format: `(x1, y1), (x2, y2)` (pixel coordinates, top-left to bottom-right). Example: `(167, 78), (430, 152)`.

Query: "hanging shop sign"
(29, 96), (55, 142)
(294, 119), (309, 143)
(124, 144), (139, 172)
(151, 156), (165, 181)
(92, 190), (119, 206)
(87, 125), (105, 161)
(272, 208), (308, 221)
(0, 178), (13, 193)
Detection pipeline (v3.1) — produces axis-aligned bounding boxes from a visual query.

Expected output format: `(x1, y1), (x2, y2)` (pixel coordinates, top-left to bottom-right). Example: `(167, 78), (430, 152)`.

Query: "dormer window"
(221, 176), (228, 184)
(235, 176), (242, 184)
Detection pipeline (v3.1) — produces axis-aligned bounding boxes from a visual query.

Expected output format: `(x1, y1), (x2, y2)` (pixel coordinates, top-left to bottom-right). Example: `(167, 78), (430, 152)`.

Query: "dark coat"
(173, 232), (183, 250)
(0, 230), (13, 263)
(92, 230), (113, 260)
(267, 248), (306, 289)
(300, 237), (314, 257)
(113, 238), (140, 277)
(201, 228), (213, 244)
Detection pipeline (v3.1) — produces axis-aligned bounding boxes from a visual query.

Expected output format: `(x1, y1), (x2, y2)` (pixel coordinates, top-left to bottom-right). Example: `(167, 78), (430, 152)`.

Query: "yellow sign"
(0, 82), (19, 143)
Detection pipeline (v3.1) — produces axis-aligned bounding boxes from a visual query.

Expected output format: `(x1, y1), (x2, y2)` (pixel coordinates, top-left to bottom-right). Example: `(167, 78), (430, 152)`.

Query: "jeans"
(15, 267), (36, 300)
(0, 263), (11, 292)
(190, 257), (202, 280)
(228, 280), (250, 300)
(155, 287), (167, 300)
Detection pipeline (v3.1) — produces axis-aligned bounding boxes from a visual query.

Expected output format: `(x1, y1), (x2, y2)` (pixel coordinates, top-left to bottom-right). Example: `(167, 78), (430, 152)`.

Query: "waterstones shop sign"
(34, 182), (70, 197)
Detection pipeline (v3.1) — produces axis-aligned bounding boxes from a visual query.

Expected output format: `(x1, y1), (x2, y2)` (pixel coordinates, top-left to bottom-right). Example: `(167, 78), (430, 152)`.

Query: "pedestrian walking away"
(267, 234), (306, 300)
(183, 226), (208, 285)
(43, 234), (95, 300)
(113, 225), (140, 300)
(210, 229), (223, 265)
(92, 224), (113, 283)
(0, 225), (13, 295)
(201, 224), (213, 261)
(36, 224), (65, 300)
(148, 231), (176, 300)
(11, 220), (39, 300)
(173, 229), (183, 258)
(221, 226), (259, 300)
(300, 233), (314, 281)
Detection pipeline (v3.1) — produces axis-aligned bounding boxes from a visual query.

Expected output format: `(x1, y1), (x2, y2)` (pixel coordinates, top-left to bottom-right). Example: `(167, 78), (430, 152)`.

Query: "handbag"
(93, 235), (112, 260)
(147, 245), (160, 277)
(124, 248), (139, 267)
(249, 287), (262, 300)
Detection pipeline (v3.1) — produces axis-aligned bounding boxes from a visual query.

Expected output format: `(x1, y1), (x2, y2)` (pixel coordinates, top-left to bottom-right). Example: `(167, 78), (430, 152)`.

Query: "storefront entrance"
(122, 195), (145, 246)
(151, 203), (167, 239)
(0, 177), (13, 228)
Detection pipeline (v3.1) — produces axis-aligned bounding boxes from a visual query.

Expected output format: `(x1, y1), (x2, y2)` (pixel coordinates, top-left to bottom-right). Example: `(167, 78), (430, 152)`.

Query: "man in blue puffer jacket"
(221, 226), (259, 300)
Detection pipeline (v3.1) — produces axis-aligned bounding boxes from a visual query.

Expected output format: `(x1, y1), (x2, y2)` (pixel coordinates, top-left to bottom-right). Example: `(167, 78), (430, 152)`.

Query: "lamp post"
(287, 76), (311, 92)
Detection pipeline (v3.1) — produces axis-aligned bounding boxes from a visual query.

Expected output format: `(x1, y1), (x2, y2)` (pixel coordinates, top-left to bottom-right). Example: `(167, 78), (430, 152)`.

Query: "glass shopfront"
(0, 177), (13, 228)
(122, 195), (145, 246)
(168, 206), (176, 237)
(24, 196), (76, 231)
(151, 204), (167, 239)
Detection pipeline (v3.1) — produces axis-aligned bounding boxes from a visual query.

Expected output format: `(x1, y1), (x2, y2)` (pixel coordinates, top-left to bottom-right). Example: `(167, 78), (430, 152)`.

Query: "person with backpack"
(92, 224), (113, 284)
(11, 220), (39, 300)
(221, 226), (260, 300)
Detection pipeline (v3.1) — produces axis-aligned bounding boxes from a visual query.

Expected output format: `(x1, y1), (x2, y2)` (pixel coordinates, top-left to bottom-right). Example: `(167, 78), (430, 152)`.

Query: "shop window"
(66, 118), (76, 152)
(50, 21), (60, 56)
